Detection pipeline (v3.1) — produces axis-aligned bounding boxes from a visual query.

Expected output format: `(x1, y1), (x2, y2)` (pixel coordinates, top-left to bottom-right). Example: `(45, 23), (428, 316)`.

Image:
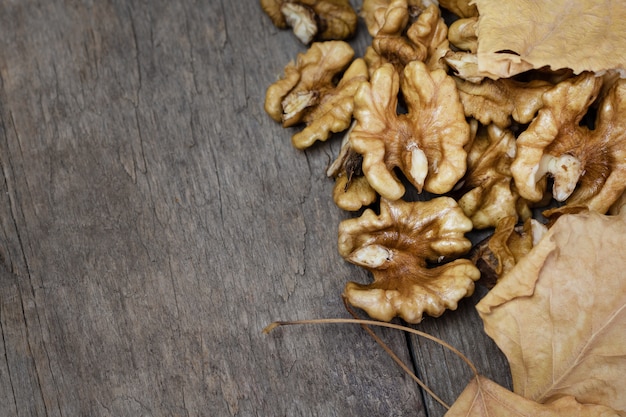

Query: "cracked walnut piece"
(404, 4), (449, 71)
(363, 2), (449, 73)
(512, 72), (626, 213)
(437, 0), (478, 18)
(361, 0), (409, 38)
(470, 216), (547, 288)
(260, 0), (357, 44)
(350, 61), (470, 199)
(338, 197), (480, 323)
(458, 124), (531, 229)
(454, 76), (553, 129)
(447, 16), (477, 53)
(264, 41), (368, 149)
(327, 131), (378, 211)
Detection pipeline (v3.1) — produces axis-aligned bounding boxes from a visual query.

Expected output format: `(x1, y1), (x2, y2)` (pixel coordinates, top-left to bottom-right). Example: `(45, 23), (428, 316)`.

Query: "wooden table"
(0, 1), (511, 415)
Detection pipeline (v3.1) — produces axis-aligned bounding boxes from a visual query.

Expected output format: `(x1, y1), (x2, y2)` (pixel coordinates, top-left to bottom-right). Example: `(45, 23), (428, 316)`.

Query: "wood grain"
(0, 0), (510, 416)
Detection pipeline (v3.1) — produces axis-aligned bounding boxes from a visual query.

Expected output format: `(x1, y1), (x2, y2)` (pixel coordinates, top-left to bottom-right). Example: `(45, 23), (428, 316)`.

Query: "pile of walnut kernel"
(261, 0), (626, 324)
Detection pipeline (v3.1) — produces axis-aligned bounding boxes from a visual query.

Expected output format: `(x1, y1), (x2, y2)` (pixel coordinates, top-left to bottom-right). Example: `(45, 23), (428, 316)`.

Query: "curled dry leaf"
(445, 376), (621, 417)
(476, 210), (626, 412)
(473, 0), (626, 79)
(350, 61), (470, 199)
(338, 197), (479, 324)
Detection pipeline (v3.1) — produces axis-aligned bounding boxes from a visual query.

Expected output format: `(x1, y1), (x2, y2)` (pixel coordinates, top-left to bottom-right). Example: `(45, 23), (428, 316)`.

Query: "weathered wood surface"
(0, 1), (511, 416)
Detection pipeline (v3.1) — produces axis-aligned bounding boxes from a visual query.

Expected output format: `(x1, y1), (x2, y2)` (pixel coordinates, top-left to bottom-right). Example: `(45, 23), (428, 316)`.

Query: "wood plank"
(0, 265), (46, 417)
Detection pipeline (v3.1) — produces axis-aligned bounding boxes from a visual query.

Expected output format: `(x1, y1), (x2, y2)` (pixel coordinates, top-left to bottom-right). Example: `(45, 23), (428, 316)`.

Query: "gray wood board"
(0, 1), (510, 416)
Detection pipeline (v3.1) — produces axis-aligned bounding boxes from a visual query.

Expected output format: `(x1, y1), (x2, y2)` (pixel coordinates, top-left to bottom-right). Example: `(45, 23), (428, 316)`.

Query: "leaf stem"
(341, 300), (451, 410)
(263, 316), (480, 408)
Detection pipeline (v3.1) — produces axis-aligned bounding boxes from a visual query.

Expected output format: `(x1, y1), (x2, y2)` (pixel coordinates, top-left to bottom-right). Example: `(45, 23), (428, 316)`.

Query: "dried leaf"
(476, 211), (626, 412)
(445, 375), (621, 417)
(473, 0), (626, 78)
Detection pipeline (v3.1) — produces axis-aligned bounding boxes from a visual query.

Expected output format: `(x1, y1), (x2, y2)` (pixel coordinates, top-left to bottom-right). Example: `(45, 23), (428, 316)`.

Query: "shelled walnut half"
(350, 61), (471, 200)
(265, 41), (368, 149)
(362, 1), (449, 74)
(338, 197), (479, 323)
(512, 73), (626, 215)
(260, 0), (358, 44)
(458, 123), (531, 229)
(327, 130), (378, 211)
(470, 216), (547, 288)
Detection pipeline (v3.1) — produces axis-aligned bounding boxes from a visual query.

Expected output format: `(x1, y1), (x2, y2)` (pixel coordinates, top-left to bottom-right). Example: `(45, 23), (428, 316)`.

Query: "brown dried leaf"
(445, 376), (621, 417)
(476, 211), (626, 413)
(473, 0), (626, 78)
